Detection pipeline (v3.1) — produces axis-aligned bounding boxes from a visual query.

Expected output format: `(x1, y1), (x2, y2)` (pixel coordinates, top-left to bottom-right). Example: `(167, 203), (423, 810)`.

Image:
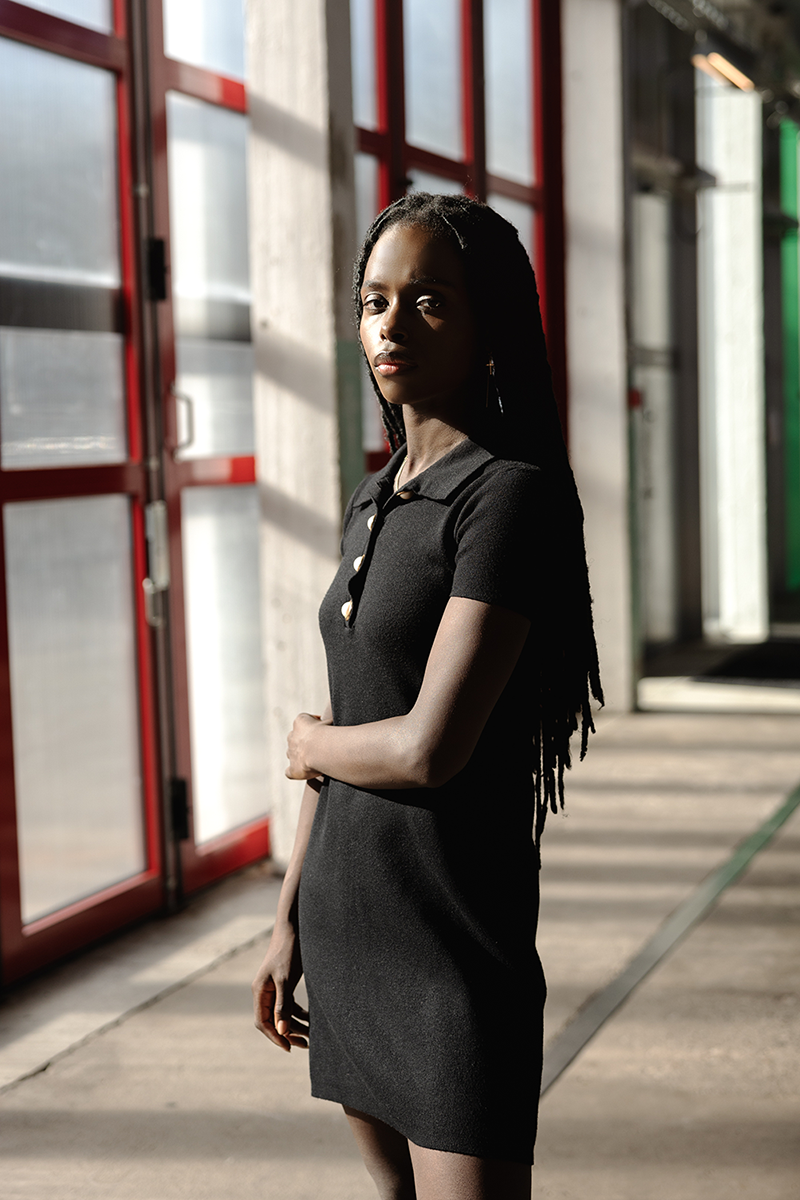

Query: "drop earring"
(485, 357), (504, 414)
(485, 358), (495, 408)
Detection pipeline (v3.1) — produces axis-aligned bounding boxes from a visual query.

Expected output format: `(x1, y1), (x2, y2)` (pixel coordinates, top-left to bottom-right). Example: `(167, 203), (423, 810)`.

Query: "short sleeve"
(450, 463), (541, 620)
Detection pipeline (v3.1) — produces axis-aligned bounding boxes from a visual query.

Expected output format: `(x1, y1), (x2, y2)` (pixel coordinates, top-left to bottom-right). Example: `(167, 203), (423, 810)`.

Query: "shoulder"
(454, 458), (543, 521)
(476, 458), (541, 489)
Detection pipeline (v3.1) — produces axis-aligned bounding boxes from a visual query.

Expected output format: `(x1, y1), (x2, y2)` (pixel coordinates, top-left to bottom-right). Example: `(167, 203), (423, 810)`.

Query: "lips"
(374, 351), (416, 376)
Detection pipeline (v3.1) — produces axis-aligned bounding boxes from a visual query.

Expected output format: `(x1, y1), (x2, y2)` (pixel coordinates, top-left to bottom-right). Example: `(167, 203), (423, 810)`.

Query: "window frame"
(355, 0), (568, 435)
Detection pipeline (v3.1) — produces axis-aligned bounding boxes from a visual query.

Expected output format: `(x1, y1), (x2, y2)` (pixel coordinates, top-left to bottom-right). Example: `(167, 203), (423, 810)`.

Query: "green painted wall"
(780, 119), (800, 592)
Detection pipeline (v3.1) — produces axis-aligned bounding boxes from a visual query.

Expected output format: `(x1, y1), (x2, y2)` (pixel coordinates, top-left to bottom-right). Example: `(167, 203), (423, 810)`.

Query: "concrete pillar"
(696, 75), (768, 643)
(562, 0), (632, 710)
(247, 0), (360, 864)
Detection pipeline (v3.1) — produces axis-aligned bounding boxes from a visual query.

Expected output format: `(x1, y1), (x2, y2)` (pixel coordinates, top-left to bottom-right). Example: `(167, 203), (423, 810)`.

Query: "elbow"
(404, 740), (466, 789)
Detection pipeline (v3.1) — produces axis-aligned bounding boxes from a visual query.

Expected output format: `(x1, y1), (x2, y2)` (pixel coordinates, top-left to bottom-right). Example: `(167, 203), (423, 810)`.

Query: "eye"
(417, 293), (443, 313)
(362, 293), (386, 313)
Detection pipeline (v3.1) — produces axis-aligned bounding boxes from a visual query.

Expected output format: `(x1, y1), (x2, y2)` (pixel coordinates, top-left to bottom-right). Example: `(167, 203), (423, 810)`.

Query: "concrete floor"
(1, 712), (799, 1199)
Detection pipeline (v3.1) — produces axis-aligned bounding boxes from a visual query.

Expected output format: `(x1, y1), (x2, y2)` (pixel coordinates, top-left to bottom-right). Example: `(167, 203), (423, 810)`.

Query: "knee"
(363, 1160), (416, 1200)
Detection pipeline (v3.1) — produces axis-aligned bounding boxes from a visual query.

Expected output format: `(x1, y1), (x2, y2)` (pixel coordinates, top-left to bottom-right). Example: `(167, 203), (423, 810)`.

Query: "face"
(359, 222), (480, 417)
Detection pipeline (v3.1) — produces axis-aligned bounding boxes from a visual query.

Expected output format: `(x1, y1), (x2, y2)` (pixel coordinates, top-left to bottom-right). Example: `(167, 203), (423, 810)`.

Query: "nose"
(379, 301), (408, 344)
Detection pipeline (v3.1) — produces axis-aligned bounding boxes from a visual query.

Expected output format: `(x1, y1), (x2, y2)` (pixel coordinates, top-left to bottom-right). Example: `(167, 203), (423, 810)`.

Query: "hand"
(286, 712), (331, 780)
(252, 922), (309, 1052)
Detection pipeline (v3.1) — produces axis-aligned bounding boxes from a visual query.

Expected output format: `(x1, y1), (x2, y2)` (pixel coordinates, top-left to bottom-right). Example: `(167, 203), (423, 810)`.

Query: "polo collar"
(365, 438), (496, 505)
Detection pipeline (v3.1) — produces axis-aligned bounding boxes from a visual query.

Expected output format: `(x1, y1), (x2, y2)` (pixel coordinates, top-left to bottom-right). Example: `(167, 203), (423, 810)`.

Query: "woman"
(252, 194), (601, 1199)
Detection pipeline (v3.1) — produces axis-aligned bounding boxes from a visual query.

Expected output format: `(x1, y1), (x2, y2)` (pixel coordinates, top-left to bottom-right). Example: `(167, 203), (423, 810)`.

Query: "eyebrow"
(362, 275), (454, 290)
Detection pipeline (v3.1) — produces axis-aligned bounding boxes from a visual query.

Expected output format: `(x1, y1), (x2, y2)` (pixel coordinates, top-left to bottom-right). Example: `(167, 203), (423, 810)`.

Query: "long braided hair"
(354, 193), (603, 844)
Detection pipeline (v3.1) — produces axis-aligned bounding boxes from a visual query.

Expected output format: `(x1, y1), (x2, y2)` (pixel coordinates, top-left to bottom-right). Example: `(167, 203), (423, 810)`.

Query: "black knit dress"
(297, 438), (546, 1165)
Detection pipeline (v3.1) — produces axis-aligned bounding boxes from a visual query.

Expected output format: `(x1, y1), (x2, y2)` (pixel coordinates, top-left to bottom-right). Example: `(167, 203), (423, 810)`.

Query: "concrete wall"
(247, 0), (359, 864)
(562, 0), (632, 709)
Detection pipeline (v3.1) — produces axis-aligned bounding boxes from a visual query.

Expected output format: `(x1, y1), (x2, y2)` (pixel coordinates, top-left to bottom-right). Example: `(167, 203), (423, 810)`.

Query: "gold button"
(367, 513), (376, 530)
(397, 490), (413, 500)
(353, 555), (364, 572)
(341, 600), (353, 621)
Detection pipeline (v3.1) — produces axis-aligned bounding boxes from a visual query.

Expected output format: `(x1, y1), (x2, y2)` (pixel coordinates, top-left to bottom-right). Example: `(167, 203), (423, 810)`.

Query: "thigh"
(408, 1142), (531, 1200)
(344, 1106), (416, 1200)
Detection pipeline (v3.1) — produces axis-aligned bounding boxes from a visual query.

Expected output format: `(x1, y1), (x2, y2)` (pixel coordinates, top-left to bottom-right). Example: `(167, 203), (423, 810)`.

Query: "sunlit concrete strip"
(638, 675), (800, 713)
(540, 782), (800, 1094)
(0, 867), (282, 1092)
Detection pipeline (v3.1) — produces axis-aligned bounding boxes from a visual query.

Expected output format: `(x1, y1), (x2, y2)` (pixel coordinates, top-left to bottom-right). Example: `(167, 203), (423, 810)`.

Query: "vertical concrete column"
(696, 75), (768, 643)
(247, 0), (360, 863)
(562, 0), (632, 710)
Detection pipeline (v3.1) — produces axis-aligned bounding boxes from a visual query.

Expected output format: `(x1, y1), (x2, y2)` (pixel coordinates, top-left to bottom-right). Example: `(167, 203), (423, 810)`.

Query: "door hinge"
(146, 237), (168, 301)
(169, 778), (190, 841)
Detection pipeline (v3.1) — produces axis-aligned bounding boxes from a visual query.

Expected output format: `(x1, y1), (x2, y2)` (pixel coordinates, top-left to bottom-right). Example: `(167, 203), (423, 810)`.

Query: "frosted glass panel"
(404, 0), (463, 159)
(485, 0), (534, 185)
(488, 193), (535, 265)
(407, 171), (464, 196)
(163, 0), (245, 80)
(167, 93), (250, 322)
(351, 0), (377, 129)
(0, 38), (119, 286)
(5, 496), (144, 924)
(355, 153), (380, 239)
(182, 487), (267, 844)
(0, 328), (126, 468)
(175, 339), (254, 459)
(17, 1), (111, 31)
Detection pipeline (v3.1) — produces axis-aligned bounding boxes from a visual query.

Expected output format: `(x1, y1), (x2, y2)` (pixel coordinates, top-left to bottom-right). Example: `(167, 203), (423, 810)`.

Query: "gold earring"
(485, 358), (495, 408)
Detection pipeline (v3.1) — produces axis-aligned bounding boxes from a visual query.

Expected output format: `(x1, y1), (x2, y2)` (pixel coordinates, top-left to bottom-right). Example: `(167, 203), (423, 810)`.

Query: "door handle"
(143, 500), (170, 629)
(171, 383), (195, 455)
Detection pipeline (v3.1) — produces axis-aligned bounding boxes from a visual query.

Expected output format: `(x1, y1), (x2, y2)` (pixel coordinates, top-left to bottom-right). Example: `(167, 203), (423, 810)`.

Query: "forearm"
(302, 714), (429, 790)
(274, 778), (322, 928)
(287, 599), (531, 792)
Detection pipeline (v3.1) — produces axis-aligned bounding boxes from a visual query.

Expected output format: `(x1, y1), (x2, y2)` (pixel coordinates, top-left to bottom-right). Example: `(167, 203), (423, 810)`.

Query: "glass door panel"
(407, 171), (464, 195)
(403, 0), (463, 159)
(351, 0), (378, 131)
(0, 38), (120, 286)
(4, 496), (144, 925)
(0, 328), (126, 468)
(166, 92), (254, 459)
(181, 485), (267, 844)
(0, 37), (126, 471)
(162, 0), (245, 80)
(485, 0), (535, 186)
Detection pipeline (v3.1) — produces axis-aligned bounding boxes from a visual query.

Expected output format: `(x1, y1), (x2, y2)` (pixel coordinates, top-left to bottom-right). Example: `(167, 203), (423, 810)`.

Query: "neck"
(400, 404), (474, 479)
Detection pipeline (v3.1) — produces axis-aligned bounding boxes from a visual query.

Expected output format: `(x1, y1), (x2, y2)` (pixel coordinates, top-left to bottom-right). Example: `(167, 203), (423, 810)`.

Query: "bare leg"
(408, 1143), (531, 1200)
(344, 1106), (417, 1200)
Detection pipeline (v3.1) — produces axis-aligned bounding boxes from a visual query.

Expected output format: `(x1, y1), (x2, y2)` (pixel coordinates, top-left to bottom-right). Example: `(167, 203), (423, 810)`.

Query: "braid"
(353, 194), (603, 844)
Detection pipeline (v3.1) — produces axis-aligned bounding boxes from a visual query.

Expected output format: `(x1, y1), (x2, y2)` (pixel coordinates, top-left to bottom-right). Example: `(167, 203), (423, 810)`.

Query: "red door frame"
(0, 0), (163, 983)
(143, 0), (270, 895)
(357, 0), (568, 437)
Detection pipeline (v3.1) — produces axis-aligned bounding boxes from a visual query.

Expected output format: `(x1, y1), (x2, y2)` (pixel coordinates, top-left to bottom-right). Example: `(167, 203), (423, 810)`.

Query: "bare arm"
(252, 702), (331, 1052)
(287, 597), (530, 790)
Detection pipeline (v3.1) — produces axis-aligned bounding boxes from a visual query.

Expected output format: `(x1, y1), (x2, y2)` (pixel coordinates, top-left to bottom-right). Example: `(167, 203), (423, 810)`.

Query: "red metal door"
(144, 0), (270, 895)
(0, 0), (162, 983)
(0, 0), (271, 985)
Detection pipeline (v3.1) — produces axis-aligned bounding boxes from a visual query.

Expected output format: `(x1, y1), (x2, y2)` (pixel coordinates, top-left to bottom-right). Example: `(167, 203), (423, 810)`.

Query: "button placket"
(342, 501), (381, 625)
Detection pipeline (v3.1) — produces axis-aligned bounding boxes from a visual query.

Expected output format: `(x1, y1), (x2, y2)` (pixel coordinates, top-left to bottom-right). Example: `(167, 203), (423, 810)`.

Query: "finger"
(274, 978), (289, 1036)
(253, 979), (291, 1053)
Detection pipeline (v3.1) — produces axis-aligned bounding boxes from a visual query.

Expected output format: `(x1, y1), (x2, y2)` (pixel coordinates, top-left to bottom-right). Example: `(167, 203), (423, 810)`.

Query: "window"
(350, 0), (567, 458)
